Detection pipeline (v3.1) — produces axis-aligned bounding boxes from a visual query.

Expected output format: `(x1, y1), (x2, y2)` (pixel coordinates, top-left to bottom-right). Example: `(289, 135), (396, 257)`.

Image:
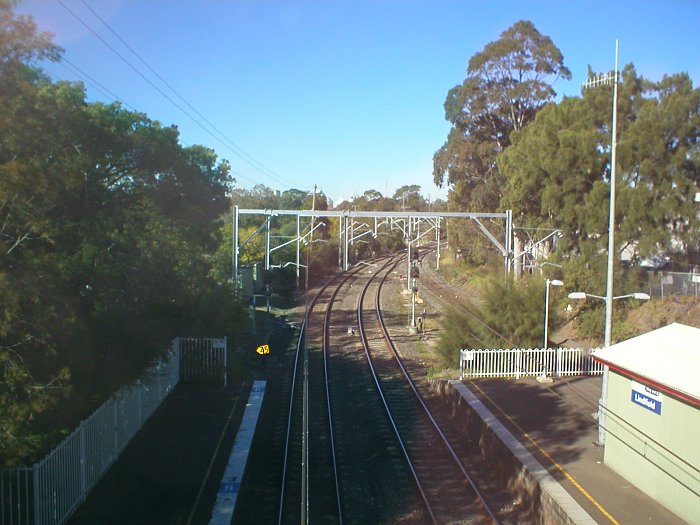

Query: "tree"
(499, 65), (700, 282)
(0, 2), (238, 465)
(433, 20), (570, 217)
(0, 2), (75, 465)
(437, 276), (549, 366)
(393, 184), (426, 211)
(279, 188), (308, 209)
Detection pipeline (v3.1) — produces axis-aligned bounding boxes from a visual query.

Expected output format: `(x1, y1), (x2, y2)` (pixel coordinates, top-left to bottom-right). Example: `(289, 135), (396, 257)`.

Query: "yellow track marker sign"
(256, 344), (270, 355)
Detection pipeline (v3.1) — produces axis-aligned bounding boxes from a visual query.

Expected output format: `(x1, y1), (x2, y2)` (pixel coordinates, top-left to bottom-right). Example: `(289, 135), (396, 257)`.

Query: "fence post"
(80, 422), (86, 501)
(223, 336), (228, 387)
(113, 397), (118, 458)
(515, 349), (521, 380)
(556, 348), (562, 377)
(33, 464), (41, 525)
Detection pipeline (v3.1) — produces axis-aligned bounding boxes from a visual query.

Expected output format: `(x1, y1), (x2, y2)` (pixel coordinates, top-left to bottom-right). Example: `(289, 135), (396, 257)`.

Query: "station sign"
(631, 380), (662, 415)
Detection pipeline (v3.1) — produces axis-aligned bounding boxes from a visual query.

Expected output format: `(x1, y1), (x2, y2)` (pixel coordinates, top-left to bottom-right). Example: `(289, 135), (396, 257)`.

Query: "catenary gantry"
(232, 206), (513, 292)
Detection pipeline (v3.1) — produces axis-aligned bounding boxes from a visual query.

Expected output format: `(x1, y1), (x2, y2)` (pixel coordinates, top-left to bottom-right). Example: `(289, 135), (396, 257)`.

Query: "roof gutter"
(594, 357), (700, 409)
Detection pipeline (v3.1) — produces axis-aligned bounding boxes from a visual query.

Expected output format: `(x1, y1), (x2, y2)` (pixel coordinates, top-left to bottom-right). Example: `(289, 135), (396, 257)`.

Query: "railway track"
(236, 251), (520, 524)
(357, 258), (499, 524)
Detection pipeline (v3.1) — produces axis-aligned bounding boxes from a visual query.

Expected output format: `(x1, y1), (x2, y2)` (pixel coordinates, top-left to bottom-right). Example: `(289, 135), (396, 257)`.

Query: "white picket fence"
(1, 337), (226, 525)
(459, 347), (604, 380)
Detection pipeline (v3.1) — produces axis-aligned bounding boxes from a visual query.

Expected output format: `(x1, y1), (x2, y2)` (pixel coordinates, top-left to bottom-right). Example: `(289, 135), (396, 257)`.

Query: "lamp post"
(544, 279), (563, 350)
(568, 290), (650, 444)
(583, 40), (620, 349)
(568, 292), (650, 301)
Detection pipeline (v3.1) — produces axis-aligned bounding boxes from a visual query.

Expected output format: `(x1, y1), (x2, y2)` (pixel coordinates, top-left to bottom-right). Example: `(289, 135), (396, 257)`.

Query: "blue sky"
(17, 0), (700, 205)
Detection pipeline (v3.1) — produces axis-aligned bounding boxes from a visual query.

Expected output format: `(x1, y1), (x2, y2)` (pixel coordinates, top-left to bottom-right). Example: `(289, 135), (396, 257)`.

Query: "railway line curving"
(235, 251), (529, 524)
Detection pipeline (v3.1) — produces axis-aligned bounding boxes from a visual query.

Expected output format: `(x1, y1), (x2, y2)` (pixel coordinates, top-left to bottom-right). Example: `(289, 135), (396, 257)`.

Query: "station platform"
(459, 375), (686, 524)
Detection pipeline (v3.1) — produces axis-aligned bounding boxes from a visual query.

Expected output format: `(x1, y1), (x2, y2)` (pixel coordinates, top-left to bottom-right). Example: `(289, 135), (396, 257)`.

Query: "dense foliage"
(0, 4), (239, 466)
(437, 276), (553, 366)
(500, 66), (699, 263)
(433, 20), (570, 264)
(433, 20), (699, 354)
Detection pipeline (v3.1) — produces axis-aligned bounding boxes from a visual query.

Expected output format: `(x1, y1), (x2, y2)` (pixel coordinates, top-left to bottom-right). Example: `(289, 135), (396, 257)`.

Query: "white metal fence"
(1, 337), (227, 525)
(459, 347), (604, 380)
(178, 337), (228, 386)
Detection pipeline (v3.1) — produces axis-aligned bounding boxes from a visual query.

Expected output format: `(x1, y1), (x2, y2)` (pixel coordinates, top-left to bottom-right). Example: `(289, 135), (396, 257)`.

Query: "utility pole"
(305, 185), (317, 290)
(583, 41), (619, 348)
(583, 40), (620, 446)
(604, 41), (620, 349)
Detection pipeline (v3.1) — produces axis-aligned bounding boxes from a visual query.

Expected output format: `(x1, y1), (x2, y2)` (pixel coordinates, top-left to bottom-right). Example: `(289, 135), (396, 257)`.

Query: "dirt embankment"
(556, 295), (700, 348)
(626, 295), (700, 331)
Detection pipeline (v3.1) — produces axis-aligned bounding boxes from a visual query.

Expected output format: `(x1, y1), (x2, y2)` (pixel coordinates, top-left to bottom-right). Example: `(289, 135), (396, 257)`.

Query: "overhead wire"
(53, 0), (309, 192)
(58, 56), (136, 111)
(77, 0), (300, 190)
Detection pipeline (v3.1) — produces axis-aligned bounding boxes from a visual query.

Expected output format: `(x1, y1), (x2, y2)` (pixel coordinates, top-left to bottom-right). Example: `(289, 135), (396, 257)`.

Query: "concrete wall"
(604, 372), (700, 524)
(437, 380), (595, 525)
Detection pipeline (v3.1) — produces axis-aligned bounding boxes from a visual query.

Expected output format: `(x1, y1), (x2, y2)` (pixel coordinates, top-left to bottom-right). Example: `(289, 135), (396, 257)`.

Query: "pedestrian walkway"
(459, 376), (686, 524)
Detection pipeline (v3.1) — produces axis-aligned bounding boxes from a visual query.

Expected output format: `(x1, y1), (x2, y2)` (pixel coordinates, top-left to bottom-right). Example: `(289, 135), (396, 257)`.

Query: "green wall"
(604, 371), (700, 523)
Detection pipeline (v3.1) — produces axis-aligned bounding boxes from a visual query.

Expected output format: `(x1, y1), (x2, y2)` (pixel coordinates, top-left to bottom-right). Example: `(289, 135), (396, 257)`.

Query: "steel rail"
(319, 253), (398, 524)
(277, 272), (343, 525)
(375, 259), (501, 524)
(277, 305), (306, 525)
(278, 262), (371, 525)
(356, 256), (439, 525)
(320, 258), (382, 523)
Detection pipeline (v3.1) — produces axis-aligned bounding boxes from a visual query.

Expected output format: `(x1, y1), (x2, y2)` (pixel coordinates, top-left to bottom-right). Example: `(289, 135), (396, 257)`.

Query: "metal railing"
(178, 337), (228, 386)
(644, 271), (700, 298)
(459, 347), (604, 380)
(1, 337), (227, 525)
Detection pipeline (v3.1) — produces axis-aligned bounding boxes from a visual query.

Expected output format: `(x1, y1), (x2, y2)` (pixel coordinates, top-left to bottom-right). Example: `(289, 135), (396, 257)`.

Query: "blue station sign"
(631, 380), (662, 415)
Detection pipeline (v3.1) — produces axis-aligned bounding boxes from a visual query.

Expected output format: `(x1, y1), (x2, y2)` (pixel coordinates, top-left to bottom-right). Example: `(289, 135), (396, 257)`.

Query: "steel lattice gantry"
(232, 207), (513, 292)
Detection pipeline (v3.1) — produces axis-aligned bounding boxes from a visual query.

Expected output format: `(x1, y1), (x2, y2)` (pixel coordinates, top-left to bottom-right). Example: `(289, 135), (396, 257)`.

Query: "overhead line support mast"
(232, 208), (513, 298)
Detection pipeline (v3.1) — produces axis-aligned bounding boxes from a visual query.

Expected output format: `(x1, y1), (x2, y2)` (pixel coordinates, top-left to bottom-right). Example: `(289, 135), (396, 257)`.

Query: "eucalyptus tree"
(393, 184), (426, 211)
(433, 20), (570, 262)
(434, 20), (571, 211)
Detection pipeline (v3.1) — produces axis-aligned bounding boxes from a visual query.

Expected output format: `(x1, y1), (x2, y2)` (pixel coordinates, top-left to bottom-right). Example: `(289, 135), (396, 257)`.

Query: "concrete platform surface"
(463, 376), (687, 525)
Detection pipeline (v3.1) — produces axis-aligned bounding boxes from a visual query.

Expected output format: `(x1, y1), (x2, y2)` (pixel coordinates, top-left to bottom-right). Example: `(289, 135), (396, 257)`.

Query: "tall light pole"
(605, 40), (620, 348)
(544, 279), (563, 350)
(583, 41), (620, 348)
(582, 42), (620, 448)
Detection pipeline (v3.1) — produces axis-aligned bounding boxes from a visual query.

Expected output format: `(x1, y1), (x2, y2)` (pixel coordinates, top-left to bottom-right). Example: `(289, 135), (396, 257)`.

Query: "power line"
(53, 0), (310, 192)
(77, 0), (299, 190)
(58, 56), (135, 111)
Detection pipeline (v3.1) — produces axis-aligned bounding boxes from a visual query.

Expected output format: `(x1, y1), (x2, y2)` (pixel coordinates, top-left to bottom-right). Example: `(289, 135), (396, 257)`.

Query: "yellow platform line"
(469, 381), (620, 525)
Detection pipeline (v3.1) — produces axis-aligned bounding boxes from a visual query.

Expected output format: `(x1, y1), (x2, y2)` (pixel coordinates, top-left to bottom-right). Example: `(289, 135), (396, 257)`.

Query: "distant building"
(592, 323), (700, 523)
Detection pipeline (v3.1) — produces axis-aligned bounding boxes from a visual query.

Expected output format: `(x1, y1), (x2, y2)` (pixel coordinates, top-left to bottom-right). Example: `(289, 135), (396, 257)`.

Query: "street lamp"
(544, 279), (563, 350)
(568, 292), (650, 301)
(568, 289), (650, 445)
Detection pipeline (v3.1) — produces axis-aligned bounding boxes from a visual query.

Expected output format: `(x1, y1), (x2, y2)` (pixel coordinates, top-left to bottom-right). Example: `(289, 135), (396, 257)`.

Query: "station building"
(592, 323), (700, 524)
